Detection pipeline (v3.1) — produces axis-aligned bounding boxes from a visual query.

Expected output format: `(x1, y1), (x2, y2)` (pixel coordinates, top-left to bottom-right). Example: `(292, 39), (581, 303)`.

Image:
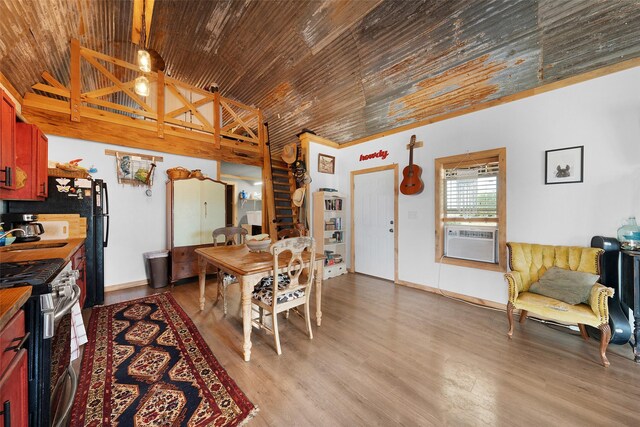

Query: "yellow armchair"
(505, 242), (614, 366)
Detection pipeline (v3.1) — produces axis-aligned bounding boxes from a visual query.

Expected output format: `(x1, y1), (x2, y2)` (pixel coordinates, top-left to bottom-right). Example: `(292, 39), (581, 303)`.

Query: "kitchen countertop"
(0, 238), (85, 263)
(0, 286), (32, 330)
(0, 238), (85, 328)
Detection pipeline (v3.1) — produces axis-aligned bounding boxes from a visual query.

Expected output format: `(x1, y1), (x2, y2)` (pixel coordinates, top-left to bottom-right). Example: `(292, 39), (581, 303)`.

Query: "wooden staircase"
(270, 159), (298, 233)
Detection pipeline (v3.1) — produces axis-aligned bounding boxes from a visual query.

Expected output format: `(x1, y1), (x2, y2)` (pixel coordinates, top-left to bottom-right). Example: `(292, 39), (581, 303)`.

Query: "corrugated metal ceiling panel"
(1, 0), (639, 153)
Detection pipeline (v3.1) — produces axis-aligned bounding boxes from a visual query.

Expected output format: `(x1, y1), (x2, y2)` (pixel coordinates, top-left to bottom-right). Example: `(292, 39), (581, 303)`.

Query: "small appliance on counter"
(1, 213), (46, 242)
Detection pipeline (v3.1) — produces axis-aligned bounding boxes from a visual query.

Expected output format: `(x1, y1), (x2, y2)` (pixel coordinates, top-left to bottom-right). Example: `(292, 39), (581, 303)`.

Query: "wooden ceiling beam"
(131, 0), (155, 46)
(21, 105), (262, 167)
(0, 71), (23, 106)
(41, 72), (66, 91)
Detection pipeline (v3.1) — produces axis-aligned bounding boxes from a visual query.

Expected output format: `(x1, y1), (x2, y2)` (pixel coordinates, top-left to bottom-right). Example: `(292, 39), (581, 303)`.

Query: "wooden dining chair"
(277, 228), (301, 240)
(251, 236), (316, 355)
(212, 226), (248, 315)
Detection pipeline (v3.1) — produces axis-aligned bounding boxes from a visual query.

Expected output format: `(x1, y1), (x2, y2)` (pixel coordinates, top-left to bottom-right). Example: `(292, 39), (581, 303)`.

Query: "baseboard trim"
(105, 280), (148, 293)
(395, 279), (506, 311)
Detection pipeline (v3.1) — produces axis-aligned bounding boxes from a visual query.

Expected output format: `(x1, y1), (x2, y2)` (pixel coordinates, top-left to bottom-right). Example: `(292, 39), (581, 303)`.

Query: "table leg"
(315, 260), (323, 326)
(241, 276), (253, 362)
(634, 317), (640, 363)
(198, 256), (207, 311)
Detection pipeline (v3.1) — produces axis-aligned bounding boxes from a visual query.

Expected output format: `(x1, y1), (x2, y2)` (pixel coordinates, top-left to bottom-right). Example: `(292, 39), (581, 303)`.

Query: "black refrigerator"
(8, 176), (109, 307)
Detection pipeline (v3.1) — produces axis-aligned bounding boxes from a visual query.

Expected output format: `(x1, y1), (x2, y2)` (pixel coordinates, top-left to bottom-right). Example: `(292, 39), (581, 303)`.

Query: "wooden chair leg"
(599, 324), (611, 367)
(305, 302), (313, 340)
(578, 324), (589, 341)
(222, 283), (228, 315)
(273, 312), (282, 355)
(519, 309), (528, 324)
(507, 302), (514, 338)
(215, 270), (222, 305)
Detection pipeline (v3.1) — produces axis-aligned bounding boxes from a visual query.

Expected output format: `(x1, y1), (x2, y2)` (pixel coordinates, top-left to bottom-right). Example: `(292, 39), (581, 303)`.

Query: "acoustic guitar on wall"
(400, 135), (424, 195)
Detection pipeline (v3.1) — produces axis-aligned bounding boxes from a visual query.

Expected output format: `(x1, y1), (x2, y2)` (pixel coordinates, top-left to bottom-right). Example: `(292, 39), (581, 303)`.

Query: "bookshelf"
(313, 191), (348, 279)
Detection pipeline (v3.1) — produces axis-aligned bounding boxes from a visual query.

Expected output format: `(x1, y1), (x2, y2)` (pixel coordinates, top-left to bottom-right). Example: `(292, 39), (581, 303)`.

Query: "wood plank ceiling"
(1, 0), (640, 154)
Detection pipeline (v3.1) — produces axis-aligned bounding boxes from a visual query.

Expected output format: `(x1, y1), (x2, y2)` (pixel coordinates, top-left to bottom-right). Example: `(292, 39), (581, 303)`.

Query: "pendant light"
(137, 49), (151, 73)
(134, 75), (150, 97)
(134, 0), (150, 96)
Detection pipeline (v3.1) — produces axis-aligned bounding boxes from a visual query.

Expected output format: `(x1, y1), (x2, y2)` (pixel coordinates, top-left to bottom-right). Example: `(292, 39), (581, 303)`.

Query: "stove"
(0, 258), (66, 289)
(0, 258), (81, 426)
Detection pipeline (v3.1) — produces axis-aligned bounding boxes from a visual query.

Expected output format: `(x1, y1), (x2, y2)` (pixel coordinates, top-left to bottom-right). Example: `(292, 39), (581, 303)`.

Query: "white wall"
(47, 136), (219, 287)
(308, 66), (640, 305)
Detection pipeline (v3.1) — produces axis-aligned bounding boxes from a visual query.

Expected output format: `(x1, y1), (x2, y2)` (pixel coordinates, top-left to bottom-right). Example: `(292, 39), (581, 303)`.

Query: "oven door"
(49, 282), (81, 427)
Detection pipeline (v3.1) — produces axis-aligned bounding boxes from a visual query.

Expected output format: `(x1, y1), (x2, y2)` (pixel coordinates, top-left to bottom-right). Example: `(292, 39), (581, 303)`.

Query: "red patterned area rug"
(70, 292), (257, 426)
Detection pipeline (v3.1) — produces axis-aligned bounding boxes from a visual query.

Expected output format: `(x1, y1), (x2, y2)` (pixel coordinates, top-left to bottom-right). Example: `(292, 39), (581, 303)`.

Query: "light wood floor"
(100, 273), (640, 426)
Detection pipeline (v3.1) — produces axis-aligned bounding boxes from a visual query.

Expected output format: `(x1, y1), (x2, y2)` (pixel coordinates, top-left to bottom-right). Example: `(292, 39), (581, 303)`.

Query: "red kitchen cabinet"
(0, 310), (29, 427)
(0, 123), (48, 200)
(0, 89), (16, 190)
(72, 244), (87, 307)
(0, 350), (28, 427)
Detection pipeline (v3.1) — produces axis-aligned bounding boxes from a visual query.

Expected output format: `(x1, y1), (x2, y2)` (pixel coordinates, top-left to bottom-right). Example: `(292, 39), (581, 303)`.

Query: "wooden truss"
(22, 39), (265, 165)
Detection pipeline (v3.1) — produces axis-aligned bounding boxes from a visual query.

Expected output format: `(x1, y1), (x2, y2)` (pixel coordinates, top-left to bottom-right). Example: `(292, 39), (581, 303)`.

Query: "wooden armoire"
(167, 177), (227, 282)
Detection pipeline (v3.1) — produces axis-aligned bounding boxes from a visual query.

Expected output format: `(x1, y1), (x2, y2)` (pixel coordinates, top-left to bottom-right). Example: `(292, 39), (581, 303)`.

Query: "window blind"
(443, 161), (498, 218)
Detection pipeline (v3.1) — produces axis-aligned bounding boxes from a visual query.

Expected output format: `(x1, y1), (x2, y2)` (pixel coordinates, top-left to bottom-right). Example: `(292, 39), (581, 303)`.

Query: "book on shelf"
(325, 217), (343, 231)
(324, 198), (343, 211)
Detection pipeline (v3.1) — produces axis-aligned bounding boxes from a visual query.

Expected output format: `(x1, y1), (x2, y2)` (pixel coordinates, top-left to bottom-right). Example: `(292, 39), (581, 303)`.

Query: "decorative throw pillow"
(529, 266), (599, 305)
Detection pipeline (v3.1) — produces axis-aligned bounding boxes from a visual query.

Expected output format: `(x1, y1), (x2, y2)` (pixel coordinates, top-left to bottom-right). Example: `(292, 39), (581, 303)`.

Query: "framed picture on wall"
(545, 145), (584, 184)
(318, 153), (335, 174)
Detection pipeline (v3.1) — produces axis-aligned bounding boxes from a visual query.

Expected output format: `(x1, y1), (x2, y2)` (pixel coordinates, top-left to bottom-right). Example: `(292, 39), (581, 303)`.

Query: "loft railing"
(24, 39), (263, 155)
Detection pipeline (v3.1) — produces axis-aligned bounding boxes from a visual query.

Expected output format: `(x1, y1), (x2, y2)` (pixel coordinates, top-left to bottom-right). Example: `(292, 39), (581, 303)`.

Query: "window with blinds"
(443, 161), (499, 219)
(434, 147), (506, 271)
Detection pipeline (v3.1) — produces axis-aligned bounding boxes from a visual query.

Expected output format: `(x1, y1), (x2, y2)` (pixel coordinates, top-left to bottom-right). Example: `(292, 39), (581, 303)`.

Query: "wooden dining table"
(195, 244), (324, 361)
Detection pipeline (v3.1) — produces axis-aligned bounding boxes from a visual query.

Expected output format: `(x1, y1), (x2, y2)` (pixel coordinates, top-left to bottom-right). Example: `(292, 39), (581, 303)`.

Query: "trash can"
(144, 250), (169, 288)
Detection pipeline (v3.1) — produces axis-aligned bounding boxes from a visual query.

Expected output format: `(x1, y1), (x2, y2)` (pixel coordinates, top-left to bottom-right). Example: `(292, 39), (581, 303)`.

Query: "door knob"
(389, 228), (393, 233)
(390, 220), (394, 224)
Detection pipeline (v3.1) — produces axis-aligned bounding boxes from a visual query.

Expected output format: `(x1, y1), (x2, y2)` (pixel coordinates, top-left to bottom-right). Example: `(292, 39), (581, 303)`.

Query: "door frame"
(350, 164), (399, 282)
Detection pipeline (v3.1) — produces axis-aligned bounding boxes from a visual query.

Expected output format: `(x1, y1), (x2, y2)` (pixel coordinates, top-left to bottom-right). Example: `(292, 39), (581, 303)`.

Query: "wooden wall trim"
(299, 136), (312, 228)
(338, 57), (640, 149)
(396, 279), (506, 311)
(299, 132), (340, 149)
(0, 71), (23, 107)
(105, 280), (148, 292)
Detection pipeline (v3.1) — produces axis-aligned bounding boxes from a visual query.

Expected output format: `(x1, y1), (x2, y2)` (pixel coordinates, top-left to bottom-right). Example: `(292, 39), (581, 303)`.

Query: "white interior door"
(354, 169), (395, 280)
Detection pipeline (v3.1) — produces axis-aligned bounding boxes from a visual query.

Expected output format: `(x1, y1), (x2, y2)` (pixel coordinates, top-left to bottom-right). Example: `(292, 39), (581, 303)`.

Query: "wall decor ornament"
(318, 153), (335, 174)
(545, 145), (584, 184)
(359, 149), (389, 161)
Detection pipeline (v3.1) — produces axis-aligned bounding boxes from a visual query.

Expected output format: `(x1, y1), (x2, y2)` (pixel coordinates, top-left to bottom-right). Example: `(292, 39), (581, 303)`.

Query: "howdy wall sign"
(359, 149), (389, 161)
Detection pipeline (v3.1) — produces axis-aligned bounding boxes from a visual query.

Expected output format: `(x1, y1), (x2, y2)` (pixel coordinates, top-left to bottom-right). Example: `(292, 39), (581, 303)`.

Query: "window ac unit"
(444, 225), (498, 263)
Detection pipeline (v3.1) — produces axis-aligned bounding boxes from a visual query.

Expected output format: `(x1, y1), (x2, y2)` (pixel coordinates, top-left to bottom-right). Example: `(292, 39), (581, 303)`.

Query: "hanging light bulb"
(134, 75), (150, 97)
(138, 49), (151, 72)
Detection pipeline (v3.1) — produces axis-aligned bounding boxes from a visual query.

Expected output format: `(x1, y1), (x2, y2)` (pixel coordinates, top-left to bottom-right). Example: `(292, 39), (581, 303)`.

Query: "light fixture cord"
(141, 0), (147, 49)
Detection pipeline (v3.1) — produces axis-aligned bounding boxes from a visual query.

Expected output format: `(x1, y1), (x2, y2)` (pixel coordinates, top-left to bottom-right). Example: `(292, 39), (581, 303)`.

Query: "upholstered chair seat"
(252, 274), (304, 305)
(504, 242), (614, 366)
(222, 273), (237, 285)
